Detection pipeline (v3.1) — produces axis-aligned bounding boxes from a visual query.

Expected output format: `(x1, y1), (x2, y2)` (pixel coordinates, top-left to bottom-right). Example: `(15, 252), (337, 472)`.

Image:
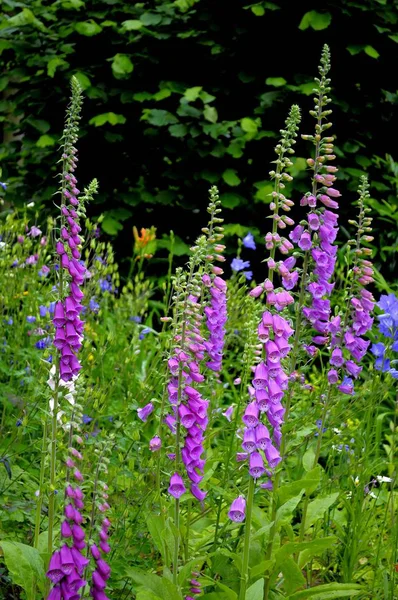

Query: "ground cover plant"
(0, 45), (397, 600)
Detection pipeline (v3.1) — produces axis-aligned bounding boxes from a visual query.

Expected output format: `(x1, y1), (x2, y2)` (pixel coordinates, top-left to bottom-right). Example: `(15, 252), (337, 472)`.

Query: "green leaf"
(275, 491), (304, 529)
(252, 5), (265, 16)
(26, 118), (50, 133)
(302, 447), (315, 471)
(122, 20), (143, 31)
(146, 514), (167, 561)
(75, 20), (102, 36)
(299, 11), (332, 31)
(265, 77), (287, 87)
(36, 135), (56, 148)
(364, 45), (380, 59)
(305, 493), (339, 531)
(89, 113), (126, 126)
(277, 467), (321, 505)
(74, 72), (91, 90)
(140, 13), (163, 26)
(298, 82), (316, 96)
(220, 193), (244, 209)
(47, 57), (68, 77)
(0, 542), (45, 599)
(184, 86), (203, 102)
(204, 105), (218, 123)
(222, 169), (241, 187)
(241, 117), (258, 139)
(287, 582), (363, 599)
(246, 578), (264, 599)
(281, 557), (306, 594)
(125, 569), (181, 600)
(111, 54), (134, 78)
(168, 124), (187, 138)
(298, 537), (337, 569)
(143, 109), (178, 127)
(101, 214), (124, 235)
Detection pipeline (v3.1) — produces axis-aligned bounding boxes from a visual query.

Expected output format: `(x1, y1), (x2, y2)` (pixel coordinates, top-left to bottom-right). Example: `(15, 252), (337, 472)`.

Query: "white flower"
(0, 242), (6, 250)
(333, 428), (341, 435)
(376, 475), (392, 483)
(353, 476), (360, 486)
(27, 201), (35, 208)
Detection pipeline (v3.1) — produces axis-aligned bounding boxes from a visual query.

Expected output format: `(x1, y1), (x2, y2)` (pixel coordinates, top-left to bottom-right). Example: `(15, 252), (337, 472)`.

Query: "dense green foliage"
(1, 0), (398, 275)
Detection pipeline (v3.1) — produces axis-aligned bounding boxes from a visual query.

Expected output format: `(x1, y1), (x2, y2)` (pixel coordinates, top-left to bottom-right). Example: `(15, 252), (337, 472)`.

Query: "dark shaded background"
(1, 0), (398, 278)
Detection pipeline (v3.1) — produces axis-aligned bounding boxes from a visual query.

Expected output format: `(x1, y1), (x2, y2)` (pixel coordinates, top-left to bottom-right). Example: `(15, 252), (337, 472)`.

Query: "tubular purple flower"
(228, 496), (246, 522)
(249, 452), (266, 479)
(168, 472), (186, 498)
(137, 402), (154, 422)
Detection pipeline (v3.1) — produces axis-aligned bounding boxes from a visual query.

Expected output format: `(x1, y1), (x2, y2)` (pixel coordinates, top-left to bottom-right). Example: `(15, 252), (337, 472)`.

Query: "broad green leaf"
(122, 20), (143, 31)
(101, 214), (123, 235)
(246, 578), (264, 599)
(136, 591), (162, 600)
(146, 513), (167, 560)
(74, 72), (91, 90)
(299, 11), (332, 31)
(277, 466), (321, 505)
(36, 135), (56, 148)
(204, 105), (218, 123)
(252, 6), (265, 16)
(75, 20), (102, 36)
(184, 86), (202, 102)
(0, 541), (45, 599)
(222, 169), (241, 187)
(298, 82), (317, 96)
(140, 12), (163, 26)
(364, 45), (379, 59)
(275, 491), (304, 529)
(265, 77), (287, 87)
(26, 118), (50, 133)
(298, 537), (337, 569)
(287, 582), (363, 599)
(178, 556), (206, 586)
(47, 57), (68, 77)
(305, 492), (339, 531)
(89, 113), (126, 126)
(111, 54), (134, 78)
(168, 124), (188, 138)
(302, 447), (315, 471)
(143, 109), (178, 127)
(347, 45), (363, 56)
(241, 117), (258, 138)
(220, 193), (244, 209)
(281, 557), (306, 594)
(125, 569), (181, 600)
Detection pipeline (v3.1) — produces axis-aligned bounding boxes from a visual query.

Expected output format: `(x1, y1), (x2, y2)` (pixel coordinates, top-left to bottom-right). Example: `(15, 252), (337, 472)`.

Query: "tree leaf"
(75, 20), (102, 36)
(47, 57), (68, 77)
(36, 135), (56, 147)
(222, 169), (241, 187)
(111, 54), (134, 78)
(364, 45), (379, 59)
(305, 492), (339, 531)
(0, 542), (45, 599)
(184, 86), (203, 102)
(220, 193), (244, 209)
(122, 20), (143, 31)
(277, 466), (321, 505)
(89, 113), (126, 126)
(299, 11), (332, 31)
(140, 13), (163, 26)
(204, 105), (218, 123)
(101, 214), (123, 235)
(74, 72), (91, 90)
(168, 124), (188, 138)
(241, 117), (258, 137)
(265, 77), (287, 87)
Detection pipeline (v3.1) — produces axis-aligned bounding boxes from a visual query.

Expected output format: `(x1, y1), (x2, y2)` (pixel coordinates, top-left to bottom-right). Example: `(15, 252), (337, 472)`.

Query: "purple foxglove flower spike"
(228, 496), (246, 522)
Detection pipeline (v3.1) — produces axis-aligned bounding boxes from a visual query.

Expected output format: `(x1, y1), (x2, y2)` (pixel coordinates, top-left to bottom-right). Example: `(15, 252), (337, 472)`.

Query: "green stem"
(298, 387), (332, 543)
(239, 477), (255, 600)
(34, 422), (47, 549)
(173, 498), (180, 587)
(47, 378), (59, 561)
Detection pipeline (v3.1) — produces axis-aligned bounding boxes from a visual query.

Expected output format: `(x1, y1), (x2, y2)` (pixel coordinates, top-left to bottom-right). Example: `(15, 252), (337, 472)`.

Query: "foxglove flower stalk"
(90, 483), (112, 600)
(52, 80), (86, 383)
(324, 177), (375, 392)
